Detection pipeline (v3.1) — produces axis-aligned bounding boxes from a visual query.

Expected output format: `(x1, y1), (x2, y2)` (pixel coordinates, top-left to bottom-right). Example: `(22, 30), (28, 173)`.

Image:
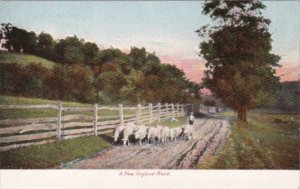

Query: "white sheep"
(147, 125), (162, 144)
(169, 127), (183, 142)
(134, 125), (149, 146)
(182, 124), (194, 140)
(122, 122), (138, 146)
(169, 128), (176, 142)
(113, 125), (125, 143)
(161, 126), (170, 143)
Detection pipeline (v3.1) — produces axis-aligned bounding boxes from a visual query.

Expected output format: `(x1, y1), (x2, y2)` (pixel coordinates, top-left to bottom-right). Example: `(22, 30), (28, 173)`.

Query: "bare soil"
(62, 118), (231, 169)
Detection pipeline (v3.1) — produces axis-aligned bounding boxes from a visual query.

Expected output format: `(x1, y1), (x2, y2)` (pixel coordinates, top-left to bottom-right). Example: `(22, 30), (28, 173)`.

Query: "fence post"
(165, 103), (169, 117)
(149, 103), (153, 124)
(176, 103), (179, 117)
(56, 101), (62, 140)
(119, 104), (124, 126)
(158, 103), (161, 123)
(93, 104), (98, 136)
(171, 103), (175, 120)
(181, 104), (184, 116)
(136, 104), (141, 125)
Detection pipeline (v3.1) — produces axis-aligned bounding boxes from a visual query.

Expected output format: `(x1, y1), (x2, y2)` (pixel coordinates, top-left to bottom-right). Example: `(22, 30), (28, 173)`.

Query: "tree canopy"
(0, 23), (202, 105)
(197, 0), (280, 121)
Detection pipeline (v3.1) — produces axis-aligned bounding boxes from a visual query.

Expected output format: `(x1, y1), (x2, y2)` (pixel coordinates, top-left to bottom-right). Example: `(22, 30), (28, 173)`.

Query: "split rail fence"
(0, 102), (217, 152)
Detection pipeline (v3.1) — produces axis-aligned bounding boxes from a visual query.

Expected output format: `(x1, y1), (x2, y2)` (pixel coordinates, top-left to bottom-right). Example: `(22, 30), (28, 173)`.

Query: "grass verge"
(0, 136), (111, 169)
(198, 112), (299, 169)
(149, 116), (186, 128)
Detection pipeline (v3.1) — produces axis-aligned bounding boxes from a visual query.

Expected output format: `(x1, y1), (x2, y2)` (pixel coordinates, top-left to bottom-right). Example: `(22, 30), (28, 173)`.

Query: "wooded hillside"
(0, 23), (201, 105)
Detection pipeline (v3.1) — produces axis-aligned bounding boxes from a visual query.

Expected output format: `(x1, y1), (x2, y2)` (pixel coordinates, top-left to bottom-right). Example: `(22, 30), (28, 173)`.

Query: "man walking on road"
(188, 112), (195, 125)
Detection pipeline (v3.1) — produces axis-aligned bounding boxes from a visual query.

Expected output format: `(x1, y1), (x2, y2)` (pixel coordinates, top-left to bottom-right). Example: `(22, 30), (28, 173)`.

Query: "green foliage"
(197, 0), (280, 121)
(120, 69), (145, 103)
(0, 23), (202, 104)
(261, 80), (300, 113)
(0, 62), (50, 98)
(49, 64), (97, 103)
(96, 71), (127, 104)
(0, 23), (37, 53)
(54, 36), (86, 65)
(36, 32), (55, 60)
(64, 46), (85, 64)
(82, 42), (99, 65)
(129, 47), (147, 69)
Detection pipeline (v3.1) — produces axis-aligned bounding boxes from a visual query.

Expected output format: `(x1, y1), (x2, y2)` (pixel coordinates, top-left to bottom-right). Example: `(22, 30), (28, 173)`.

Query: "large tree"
(36, 32), (55, 60)
(0, 23), (37, 53)
(197, 0), (280, 121)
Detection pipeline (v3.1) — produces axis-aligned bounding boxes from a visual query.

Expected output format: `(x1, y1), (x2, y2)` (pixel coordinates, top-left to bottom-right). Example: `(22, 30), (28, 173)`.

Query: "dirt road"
(63, 118), (231, 169)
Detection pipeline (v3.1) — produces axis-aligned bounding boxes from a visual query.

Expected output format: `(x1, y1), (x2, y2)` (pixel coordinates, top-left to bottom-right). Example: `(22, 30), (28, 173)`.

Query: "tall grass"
(198, 112), (299, 169)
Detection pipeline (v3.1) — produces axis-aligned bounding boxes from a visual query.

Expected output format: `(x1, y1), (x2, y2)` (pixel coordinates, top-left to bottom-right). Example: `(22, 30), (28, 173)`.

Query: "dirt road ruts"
(62, 118), (231, 169)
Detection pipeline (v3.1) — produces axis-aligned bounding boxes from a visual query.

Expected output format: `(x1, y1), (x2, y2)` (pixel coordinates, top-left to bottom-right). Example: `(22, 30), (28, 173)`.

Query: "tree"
(197, 0), (280, 121)
(121, 69), (145, 103)
(95, 71), (126, 104)
(0, 23), (13, 51)
(36, 32), (55, 60)
(64, 46), (85, 64)
(0, 63), (51, 98)
(128, 47), (147, 69)
(0, 23), (37, 53)
(82, 42), (99, 65)
(141, 52), (161, 75)
(54, 35), (85, 64)
(49, 65), (96, 102)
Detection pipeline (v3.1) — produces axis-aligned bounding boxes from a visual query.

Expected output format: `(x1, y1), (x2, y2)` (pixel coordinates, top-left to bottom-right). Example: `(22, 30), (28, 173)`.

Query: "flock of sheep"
(114, 122), (195, 146)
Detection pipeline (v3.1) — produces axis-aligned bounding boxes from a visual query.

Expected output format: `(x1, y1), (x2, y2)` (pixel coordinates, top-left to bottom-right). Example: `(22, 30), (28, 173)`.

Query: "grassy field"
(0, 96), (93, 119)
(0, 95), (186, 168)
(0, 136), (111, 168)
(0, 96), (113, 168)
(198, 112), (299, 169)
(0, 96), (183, 122)
(0, 51), (56, 69)
(0, 96), (135, 119)
(150, 117), (187, 128)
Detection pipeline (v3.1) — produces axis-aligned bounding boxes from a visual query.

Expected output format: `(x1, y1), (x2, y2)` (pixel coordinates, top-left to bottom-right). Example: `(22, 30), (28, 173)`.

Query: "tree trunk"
(237, 109), (242, 120)
(243, 109), (247, 122)
(237, 108), (247, 122)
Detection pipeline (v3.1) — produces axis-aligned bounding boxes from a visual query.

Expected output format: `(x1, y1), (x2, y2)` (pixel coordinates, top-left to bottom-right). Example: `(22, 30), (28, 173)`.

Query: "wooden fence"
(0, 102), (218, 152)
(0, 102), (210, 152)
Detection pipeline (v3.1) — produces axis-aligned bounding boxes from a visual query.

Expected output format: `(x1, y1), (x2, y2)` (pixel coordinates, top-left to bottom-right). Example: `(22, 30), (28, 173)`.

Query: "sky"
(0, 1), (299, 83)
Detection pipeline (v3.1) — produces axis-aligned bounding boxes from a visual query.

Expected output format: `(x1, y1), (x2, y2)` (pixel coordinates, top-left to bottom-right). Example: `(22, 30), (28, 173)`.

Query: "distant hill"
(0, 51), (56, 68)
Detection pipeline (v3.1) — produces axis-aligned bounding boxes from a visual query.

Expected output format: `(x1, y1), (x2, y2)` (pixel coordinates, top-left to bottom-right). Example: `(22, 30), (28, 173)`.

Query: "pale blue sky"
(0, 1), (299, 81)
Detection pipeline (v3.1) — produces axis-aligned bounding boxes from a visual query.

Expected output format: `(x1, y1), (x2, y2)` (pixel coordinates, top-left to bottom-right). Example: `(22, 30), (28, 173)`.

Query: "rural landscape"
(0, 1), (299, 170)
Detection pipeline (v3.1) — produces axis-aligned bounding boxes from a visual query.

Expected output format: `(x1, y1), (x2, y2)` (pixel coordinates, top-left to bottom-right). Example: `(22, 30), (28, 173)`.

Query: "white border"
(0, 170), (299, 189)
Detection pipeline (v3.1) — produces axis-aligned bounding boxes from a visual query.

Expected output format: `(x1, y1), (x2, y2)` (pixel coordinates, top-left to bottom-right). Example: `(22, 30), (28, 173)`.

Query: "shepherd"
(188, 112), (195, 125)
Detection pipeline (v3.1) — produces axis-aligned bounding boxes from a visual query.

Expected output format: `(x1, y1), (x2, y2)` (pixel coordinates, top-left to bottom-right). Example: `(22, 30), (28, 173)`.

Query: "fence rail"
(0, 102), (218, 152)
